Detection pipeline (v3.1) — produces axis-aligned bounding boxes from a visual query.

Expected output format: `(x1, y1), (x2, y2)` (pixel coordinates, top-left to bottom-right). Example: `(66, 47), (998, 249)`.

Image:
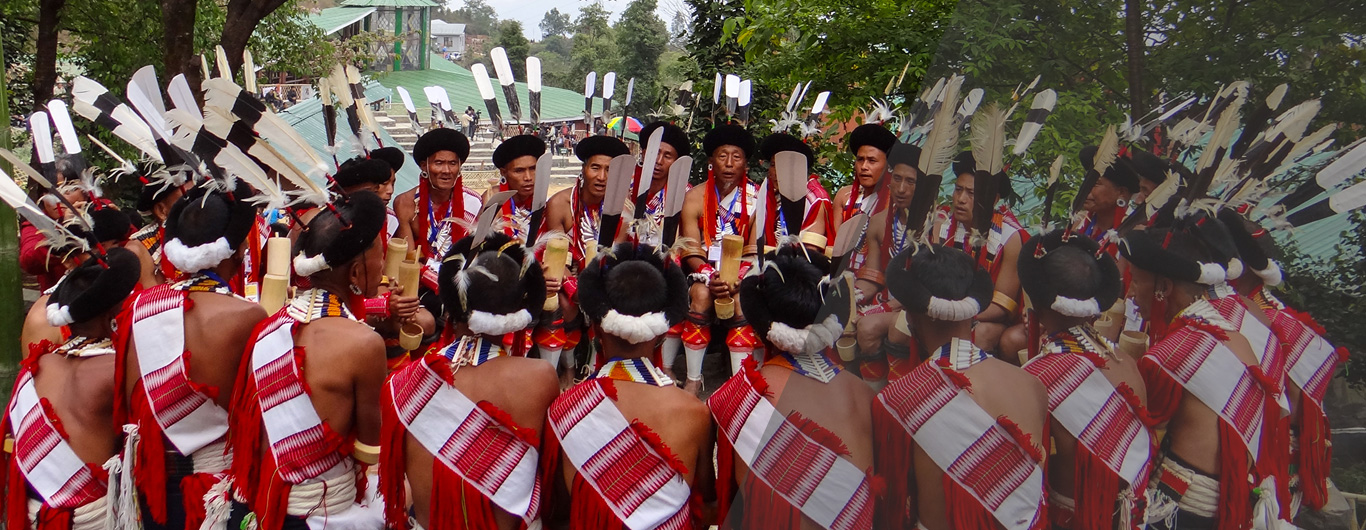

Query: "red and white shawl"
(548, 379), (692, 530)
(380, 351), (542, 529)
(878, 341), (1045, 530)
(3, 355), (108, 530)
(708, 366), (874, 530)
(1209, 290), (1288, 410)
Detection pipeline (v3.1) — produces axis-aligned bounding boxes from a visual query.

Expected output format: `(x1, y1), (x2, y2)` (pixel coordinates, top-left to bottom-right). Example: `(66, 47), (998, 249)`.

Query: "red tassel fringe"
(379, 377), (409, 530)
(5, 414), (28, 530)
(996, 417), (1044, 464)
(430, 463), (502, 530)
(35, 504), (73, 530)
(130, 387), (171, 524)
(476, 400), (540, 447)
(1216, 422), (1254, 530)
(567, 473), (629, 530)
(871, 401), (916, 530)
(936, 359), (973, 390)
(1116, 383), (1159, 428)
(784, 411), (851, 457)
(628, 421), (690, 475)
(1298, 400), (1332, 511)
(1138, 358), (1182, 424)
(736, 472), (803, 530)
(1073, 445), (1123, 530)
(715, 434), (737, 526)
(180, 472), (219, 530)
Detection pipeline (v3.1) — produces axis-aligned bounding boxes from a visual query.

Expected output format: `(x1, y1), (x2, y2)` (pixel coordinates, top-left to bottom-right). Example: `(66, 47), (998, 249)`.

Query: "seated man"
(543, 242), (710, 529)
(1018, 230), (1154, 530)
(488, 134), (546, 241)
(227, 191), (389, 530)
(129, 161), (190, 283)
(1120, 226), (1272, 530)
(381, 231), (558, 530)
(119, 184), (270, 530)
(677, 124), (761, 393)
(4, 248), (142, 530)
(873, 245), (1047, 530)
(932, 152), (1026, 356)
(710, 243), (872, 529)
(633, 121), (691, 247)
(751, 132), (833, 244)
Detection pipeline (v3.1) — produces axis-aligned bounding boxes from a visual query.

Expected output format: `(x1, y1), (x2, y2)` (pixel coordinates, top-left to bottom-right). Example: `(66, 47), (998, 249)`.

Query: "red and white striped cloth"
(1210, 293), (1289, 412)
(129, 284), (230, 455)
(549, 380), (691, 530)
(248, 314), (346, 483)
(709, 372), (873, 530)
(878, 358), (1045, 530)
(6, 369), (107, 510)
(1273, 311), (1338, 406)
(386, 358), (542, 524)
(1023, 351), (1152, 487)
(1144, 319), (1267, 458)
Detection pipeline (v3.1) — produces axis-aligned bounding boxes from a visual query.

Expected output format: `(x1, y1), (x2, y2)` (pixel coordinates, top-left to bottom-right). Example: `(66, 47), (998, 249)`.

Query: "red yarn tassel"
(1216, 422), (1254, 530)
(1147, 294), (1169, 343)
(738, 473), (803, 530)
(1073, 446), (1122, 530)
(5, 433), (28, 530)
(629, 421), (690, 475)
(379, 381), (410, 530)
(872, 401), (916, 530)
(996, 417), (1043, 464)
(431, 464), (500, 530)
(476, 401), (540, 447)
(567, 473), (628, 530)
(34, 504), (73, 530)
(181, 472), (219, 530)
(130, 389), (170, 524)
(1298, 400), (1332, 510)
(943, 474), (1000, 530)
(1138, 359), (1182, 424)
(715, 435), (737, 526)
(784, 411), (851, 457)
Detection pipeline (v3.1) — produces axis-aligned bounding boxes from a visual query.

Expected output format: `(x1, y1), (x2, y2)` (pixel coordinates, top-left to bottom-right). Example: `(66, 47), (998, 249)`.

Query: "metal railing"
(1347, 492), (1366, 530)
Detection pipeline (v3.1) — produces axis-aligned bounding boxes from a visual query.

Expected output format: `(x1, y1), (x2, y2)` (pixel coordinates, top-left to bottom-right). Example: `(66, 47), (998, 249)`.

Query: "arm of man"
(854, 210), (887, 300)
(393, 188), (417, 248)
(832, 185), (852, 222)
(351, 331), (388, 446)
(679, 187), (707, 272)
(976, 232), (1024, 324)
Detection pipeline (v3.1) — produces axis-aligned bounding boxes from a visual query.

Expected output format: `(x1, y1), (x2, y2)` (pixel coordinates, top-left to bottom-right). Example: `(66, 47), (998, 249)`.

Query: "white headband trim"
(599, 310), (670, 344)
(467, 309), (533, 337)
(1051, 296), (1102, 318)
(293, 253), (331, 277)
(766, 315), (843, 355)
(47, 303), (74, 327)
(1196, 262), (1227, 285)
(1254, 260), (1283, 287)
(1225, 258), (1244, 282)
(164, 237), (234, 273)
(926, 296), (981, 322)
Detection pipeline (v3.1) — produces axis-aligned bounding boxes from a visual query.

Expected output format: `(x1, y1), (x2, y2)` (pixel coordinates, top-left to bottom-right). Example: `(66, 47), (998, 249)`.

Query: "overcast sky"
(438, 0), (688, 40)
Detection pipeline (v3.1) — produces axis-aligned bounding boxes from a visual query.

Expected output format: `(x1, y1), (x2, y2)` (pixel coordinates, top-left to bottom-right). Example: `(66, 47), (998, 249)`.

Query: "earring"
(350, 284), (363, 295)
(499, 175), (507, 185)
(110, 318), (118, 333)
(420, 170), (428, 179)
(1116, 198), (1128, 208)
(1154, 289), (1165, 302)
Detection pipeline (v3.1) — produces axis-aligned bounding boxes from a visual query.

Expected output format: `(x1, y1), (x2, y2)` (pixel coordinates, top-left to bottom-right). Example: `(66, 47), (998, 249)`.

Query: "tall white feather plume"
(214, 45), (232, 80)
(243, 49), (258, 93)
(164, 109), (266, 197)
(1093, 126), (1120, 177)
(69, 76), (162, 162)
(1195, 90), (1245, 175)
(31, 112), (56, 165)
(167, 74), (199, 116)
(345, 64), (382, 146)
(970, 103), (1008, 175)
(0, 167), (86, 252)
(46, 100), (83, 156)
(1048, 155), (1064, 187)
(127, 66), (173, 141)
(956, 88), (984, 126)
(1313, 138), (1366, 191)
(917, 77), (962, 177)
(201, 77), (329, 180)
(1146, 170), (1182, 218)
(1012, 89), (1056, 156)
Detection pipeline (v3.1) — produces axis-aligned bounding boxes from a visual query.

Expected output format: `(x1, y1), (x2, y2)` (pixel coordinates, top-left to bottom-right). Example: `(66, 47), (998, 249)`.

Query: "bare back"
(1164, 330), (1259, 476)
(914, 358), (1047, 530)
(293, 318), (388, 448)
(32, 353), (120, 465)
(406, 356), (559, 530)
(123, 293), (268, 411)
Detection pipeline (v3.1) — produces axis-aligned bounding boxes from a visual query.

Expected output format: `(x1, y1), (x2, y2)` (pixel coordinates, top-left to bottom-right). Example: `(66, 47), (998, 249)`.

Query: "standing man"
(710, 244), (871, 529)
(932, 152), (1028, 356)
(543, 242), (710, 529)
(119, 184), (271, 530)
(227, 192), (389, 530)
(4, 249), (143, 530)
(677, 124), (760, 392)
(1120, 226), (1270, 530)
(380, 232), (558, 530)
(1018, 230), (1154, 530)
(488, 134), (546, 241)
(872, 245), (1048, 530)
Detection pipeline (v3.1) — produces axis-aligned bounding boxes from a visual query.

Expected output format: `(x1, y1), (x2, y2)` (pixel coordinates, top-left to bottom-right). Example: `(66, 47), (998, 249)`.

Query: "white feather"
(970, 103), (1008, 175)
(167, 74), (199, 116)
(918, 76), (962, 177)
(69, 77), (162, 161)
(1093, 125), (1120, 177)
(1315, 138), (1366, 189)
(202, 77), (329, 181)
(526, 57), (542, 92)
(30, 112), (56, 164)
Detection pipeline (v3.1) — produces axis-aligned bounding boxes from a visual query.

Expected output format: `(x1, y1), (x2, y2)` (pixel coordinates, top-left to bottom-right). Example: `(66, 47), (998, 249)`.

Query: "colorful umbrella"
(607, 116), (644, 133)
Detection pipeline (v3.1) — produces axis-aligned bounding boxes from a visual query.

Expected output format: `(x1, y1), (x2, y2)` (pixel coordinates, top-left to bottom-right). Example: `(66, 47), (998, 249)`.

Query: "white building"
(430, 20), (466, 58)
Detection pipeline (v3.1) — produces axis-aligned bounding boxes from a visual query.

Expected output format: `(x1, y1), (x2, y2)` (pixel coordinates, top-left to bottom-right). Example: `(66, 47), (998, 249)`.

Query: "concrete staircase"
(379, 105), (582, 192)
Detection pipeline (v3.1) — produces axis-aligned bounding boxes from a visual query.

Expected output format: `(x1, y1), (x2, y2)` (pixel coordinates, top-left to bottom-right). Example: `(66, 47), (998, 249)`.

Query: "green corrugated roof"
(340, 0), (437, 7)
(278, 81), (423, 200)
(375, 53), (602, 122)
(306, 6), (375, 35)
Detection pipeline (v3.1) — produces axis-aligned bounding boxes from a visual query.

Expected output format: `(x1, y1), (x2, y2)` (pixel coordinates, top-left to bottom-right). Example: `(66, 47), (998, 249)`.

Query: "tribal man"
(393, 129), (483, 318)
(227, 191), (389, 530)
(710, 243), (871, 529)
(118, 184), (270, 530)
(488, 134), (547, 241)
(752, 132), (834, 244)
(634, 121), (691, 246)
(129, 162), (189, 283)
(1018, 230), (1154, 530)
(380, 231), (558, 530)
(677, 124), (761, 392)
(873, 245), (1048, 530)
(850, 142), (921, 384)
(835, 124), (898, 295)
(3, 248), (143, 530)
(543, 242), (710, 529)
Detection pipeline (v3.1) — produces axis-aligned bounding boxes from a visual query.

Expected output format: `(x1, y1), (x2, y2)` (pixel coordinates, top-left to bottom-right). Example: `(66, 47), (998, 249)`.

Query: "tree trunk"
(161, 0), (201, 95)
(1123, 0), (1146, 117)
(220, 0), (289, 78)
(33, 0), (67, 106)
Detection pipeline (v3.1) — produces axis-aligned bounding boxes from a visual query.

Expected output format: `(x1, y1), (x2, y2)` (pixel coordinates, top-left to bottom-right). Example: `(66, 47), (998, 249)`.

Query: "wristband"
(992, 291), (1019, 314)
(353, 441), (380, 465)
(855, 268), (886, 288)
(364, 292), (392, 319)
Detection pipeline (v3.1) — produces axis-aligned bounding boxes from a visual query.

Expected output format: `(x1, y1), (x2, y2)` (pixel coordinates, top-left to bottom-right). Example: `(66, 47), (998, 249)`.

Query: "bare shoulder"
(684, 184), (707, 203)
(190, 293), (268, 328)
(497, 357), (560, 404)
(834, 185), (852, 205)
(656, 385), (711, 420)
(307, 319), (385, 357)
(546, 188), (573, 210)
(834, 370), (877, 402)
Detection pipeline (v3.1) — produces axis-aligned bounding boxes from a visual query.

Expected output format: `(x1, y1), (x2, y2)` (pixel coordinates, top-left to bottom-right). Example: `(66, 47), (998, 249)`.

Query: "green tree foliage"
(614, 0), (668, 116)
(569, 2), (617, 89)
(495, 20), (530, 79)
(539, 8), (573, 39)
(1280, 213), (1366, 389)
(531, 35), (574, 90)
(448, 0), (498, 37)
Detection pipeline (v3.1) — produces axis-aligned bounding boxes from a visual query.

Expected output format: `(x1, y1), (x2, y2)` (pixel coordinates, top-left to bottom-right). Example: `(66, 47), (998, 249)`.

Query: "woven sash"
(549, 381), (691, 530)
(1271, 311), (1337, 406)
(878, 361), (1045, 530)
(248, 313), (346, 483)
(1145, 326), (1267, 459)
(936, 205), (1024, 260)
(6, 370), (106, 509)
(1023, 353), (1152, 486)
(386, 356), (541, 523)
(708, 373), (873, 530)
(1211, 296), (1288, 412)
(130, 284), (230, 455)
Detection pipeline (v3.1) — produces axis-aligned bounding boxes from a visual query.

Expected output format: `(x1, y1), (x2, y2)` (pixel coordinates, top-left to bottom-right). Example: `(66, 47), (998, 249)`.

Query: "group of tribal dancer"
(0, 53), (1358, 530)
